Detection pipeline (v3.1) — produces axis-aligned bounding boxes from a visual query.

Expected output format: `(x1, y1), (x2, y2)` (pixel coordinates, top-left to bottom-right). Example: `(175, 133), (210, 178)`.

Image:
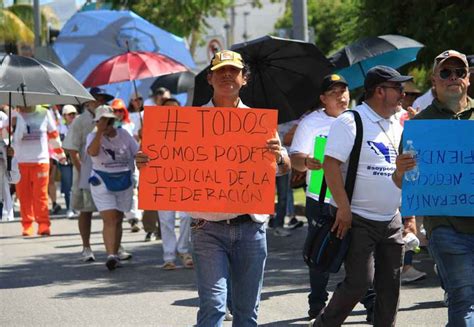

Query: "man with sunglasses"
(393, 50), (473, 326)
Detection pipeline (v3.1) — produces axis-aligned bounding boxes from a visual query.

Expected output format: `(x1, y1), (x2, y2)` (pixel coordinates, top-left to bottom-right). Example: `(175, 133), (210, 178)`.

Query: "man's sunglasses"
(439, 68), (468, 80)
(378, 85), (404, 93)
(133, 97), (143, 101)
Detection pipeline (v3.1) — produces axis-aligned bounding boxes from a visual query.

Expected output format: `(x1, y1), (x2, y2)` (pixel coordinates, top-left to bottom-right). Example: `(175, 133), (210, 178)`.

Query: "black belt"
(221, 214), (252, 225)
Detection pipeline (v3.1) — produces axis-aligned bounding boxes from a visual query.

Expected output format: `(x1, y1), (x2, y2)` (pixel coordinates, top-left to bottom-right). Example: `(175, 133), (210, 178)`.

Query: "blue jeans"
(58, 164), (73, 210)
(429, 226), (474, 327)
(287, 171), (295, 216)
(306, 197), (330, 315)
(191, 217), (267, 327)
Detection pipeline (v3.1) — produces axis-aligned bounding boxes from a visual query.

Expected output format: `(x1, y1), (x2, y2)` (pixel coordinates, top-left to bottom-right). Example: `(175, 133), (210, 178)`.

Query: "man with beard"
(311, 66), (413, 326)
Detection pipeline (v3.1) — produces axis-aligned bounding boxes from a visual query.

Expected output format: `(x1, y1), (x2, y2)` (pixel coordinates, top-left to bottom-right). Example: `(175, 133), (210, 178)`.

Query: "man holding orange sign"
(136, 50), (289, 326)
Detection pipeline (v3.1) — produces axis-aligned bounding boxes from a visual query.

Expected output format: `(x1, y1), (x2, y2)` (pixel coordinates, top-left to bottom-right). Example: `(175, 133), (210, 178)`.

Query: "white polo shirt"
(325, 103), (403, 221)
(290, 109), (338, 202)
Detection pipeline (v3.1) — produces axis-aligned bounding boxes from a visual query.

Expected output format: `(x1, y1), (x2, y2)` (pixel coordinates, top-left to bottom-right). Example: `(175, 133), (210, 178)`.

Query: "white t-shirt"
(412, 89), (434, 112)
(325, 103), (403, 221)
(13, 108), (58, 163)
(129, 112), (142, 136)
(86, 128), (139, 173)
(290, 109), (338, 202)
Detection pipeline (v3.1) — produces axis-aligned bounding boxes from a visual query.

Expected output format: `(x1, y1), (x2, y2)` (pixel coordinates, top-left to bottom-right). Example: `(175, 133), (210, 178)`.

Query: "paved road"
(0, 217), (447, 326)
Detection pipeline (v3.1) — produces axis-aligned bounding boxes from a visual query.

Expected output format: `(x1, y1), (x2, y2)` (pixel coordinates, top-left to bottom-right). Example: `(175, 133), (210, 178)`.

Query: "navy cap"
(89, 87), (114, 103)
(321, 74), (348, 93)
(364, 65), (413, 90)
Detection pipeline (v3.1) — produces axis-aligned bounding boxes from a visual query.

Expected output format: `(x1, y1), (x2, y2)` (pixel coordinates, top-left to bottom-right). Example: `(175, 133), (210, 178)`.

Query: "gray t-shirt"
(63, 109), (95, 189)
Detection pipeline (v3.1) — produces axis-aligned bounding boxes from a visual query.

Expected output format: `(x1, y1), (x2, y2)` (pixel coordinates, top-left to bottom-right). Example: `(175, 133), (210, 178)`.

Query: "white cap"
(62, 105), (77, 116)
(94, 105), (116, 122)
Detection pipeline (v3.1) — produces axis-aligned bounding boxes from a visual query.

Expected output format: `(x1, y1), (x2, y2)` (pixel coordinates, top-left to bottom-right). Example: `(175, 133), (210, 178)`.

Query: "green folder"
(308, 136), (331, 201)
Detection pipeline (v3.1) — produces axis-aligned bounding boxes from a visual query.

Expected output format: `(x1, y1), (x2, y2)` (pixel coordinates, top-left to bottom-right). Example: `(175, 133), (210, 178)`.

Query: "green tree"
(110, 0), (261, 55)
(274, 0), (358, 55)
(0, 8), (34, 44)
(275, 0), (473, 89)
(6, 4), (52, 44)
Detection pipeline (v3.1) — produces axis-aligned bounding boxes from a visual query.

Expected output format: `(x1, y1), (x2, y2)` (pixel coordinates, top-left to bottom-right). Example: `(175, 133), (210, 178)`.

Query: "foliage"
(275, 0), (473, 90)
(0, 9), (34, 43)
(109, 0), (261, 55)
(6, 4), (49, 43)
(274, 0), (357, 55)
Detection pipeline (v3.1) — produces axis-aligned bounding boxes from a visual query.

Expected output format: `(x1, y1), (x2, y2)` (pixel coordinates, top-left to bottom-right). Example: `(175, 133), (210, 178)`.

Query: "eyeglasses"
(66, 113), (77, 116)
(379, 85), (404, 93)
(439, 68), (468, 80)
(132, 97), (143, 101)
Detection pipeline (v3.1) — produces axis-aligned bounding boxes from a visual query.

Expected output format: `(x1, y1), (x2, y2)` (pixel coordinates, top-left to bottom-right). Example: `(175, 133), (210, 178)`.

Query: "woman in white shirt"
(86, 105), (139, 271)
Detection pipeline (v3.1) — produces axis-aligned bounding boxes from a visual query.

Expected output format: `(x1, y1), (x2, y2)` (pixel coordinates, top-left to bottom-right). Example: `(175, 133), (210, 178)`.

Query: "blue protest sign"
(401, 120), (474, 217)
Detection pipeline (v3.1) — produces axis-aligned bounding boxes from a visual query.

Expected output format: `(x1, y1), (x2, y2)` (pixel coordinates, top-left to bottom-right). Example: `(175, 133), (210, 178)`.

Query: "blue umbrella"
(52, 10), (195, 103)
(329, 35), (424, 90)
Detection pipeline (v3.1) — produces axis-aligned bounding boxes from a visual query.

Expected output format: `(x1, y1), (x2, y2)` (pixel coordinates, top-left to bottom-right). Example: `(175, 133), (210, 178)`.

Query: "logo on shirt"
(103, 148), (116, 160)
(367, 141), (395, 163)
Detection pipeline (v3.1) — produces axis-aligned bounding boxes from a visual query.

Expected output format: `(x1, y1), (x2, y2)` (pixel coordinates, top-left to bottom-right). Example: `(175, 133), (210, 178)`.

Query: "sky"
(3, 0), (86, 7)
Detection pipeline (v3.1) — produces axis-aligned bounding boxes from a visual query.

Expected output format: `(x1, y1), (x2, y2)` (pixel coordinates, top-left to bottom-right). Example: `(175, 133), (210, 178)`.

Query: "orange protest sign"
(138, 105), (278, 214)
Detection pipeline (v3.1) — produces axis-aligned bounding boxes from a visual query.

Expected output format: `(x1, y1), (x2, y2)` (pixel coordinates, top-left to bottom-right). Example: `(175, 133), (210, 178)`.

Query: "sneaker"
(288, 219), (304, 230)
(401, 267), (427, 283)
(224, 307), (233, 321)
(178, 253), (194, 269)
(22, 226), (34, 237)
(273, 227), (291, 237)
(144, 232), (153, 242)
(66, 209), (76, 219)
(118, 246), (132, 261)
(162, 261), (177, 270)
(81, 247), (95, 262)
(105, 255), (120, 271)
(52, 203), (61, 214)
(129, 219), (140, 233)
(38, 230), (51, 236)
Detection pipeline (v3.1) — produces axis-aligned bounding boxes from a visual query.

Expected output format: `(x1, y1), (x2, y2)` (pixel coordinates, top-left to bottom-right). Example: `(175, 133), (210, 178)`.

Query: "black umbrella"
(150, 71), (195, 94)
(0, 54), (94, 169)
(328, 34), (424, 89)
(193, 35), (334, 124)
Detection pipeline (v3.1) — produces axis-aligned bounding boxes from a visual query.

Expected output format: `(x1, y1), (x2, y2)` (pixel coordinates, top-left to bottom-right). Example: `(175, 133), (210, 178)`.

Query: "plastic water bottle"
(403, 232), (421, 254)
(403, 140), (420, 182)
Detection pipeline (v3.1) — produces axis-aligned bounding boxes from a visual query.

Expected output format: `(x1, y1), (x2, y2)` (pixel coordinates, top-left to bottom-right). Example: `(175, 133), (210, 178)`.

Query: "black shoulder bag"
(303, 110), (363, 273)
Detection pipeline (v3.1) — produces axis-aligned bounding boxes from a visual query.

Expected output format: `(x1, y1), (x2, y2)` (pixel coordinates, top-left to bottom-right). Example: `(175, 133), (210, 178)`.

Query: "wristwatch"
(277, 155), (284, 166)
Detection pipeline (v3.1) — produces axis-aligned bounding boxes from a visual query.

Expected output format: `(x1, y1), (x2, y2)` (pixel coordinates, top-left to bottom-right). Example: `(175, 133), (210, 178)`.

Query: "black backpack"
(303, 110), (363, 273)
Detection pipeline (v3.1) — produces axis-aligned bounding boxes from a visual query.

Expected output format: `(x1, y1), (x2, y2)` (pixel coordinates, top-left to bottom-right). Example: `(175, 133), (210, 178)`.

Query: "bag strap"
(318, 110), (363, 204)
(344, 110), (363, 203)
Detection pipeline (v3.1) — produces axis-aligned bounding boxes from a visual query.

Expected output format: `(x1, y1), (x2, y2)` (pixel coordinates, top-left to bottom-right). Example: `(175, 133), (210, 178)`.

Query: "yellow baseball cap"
(210, 50), (244, 71)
